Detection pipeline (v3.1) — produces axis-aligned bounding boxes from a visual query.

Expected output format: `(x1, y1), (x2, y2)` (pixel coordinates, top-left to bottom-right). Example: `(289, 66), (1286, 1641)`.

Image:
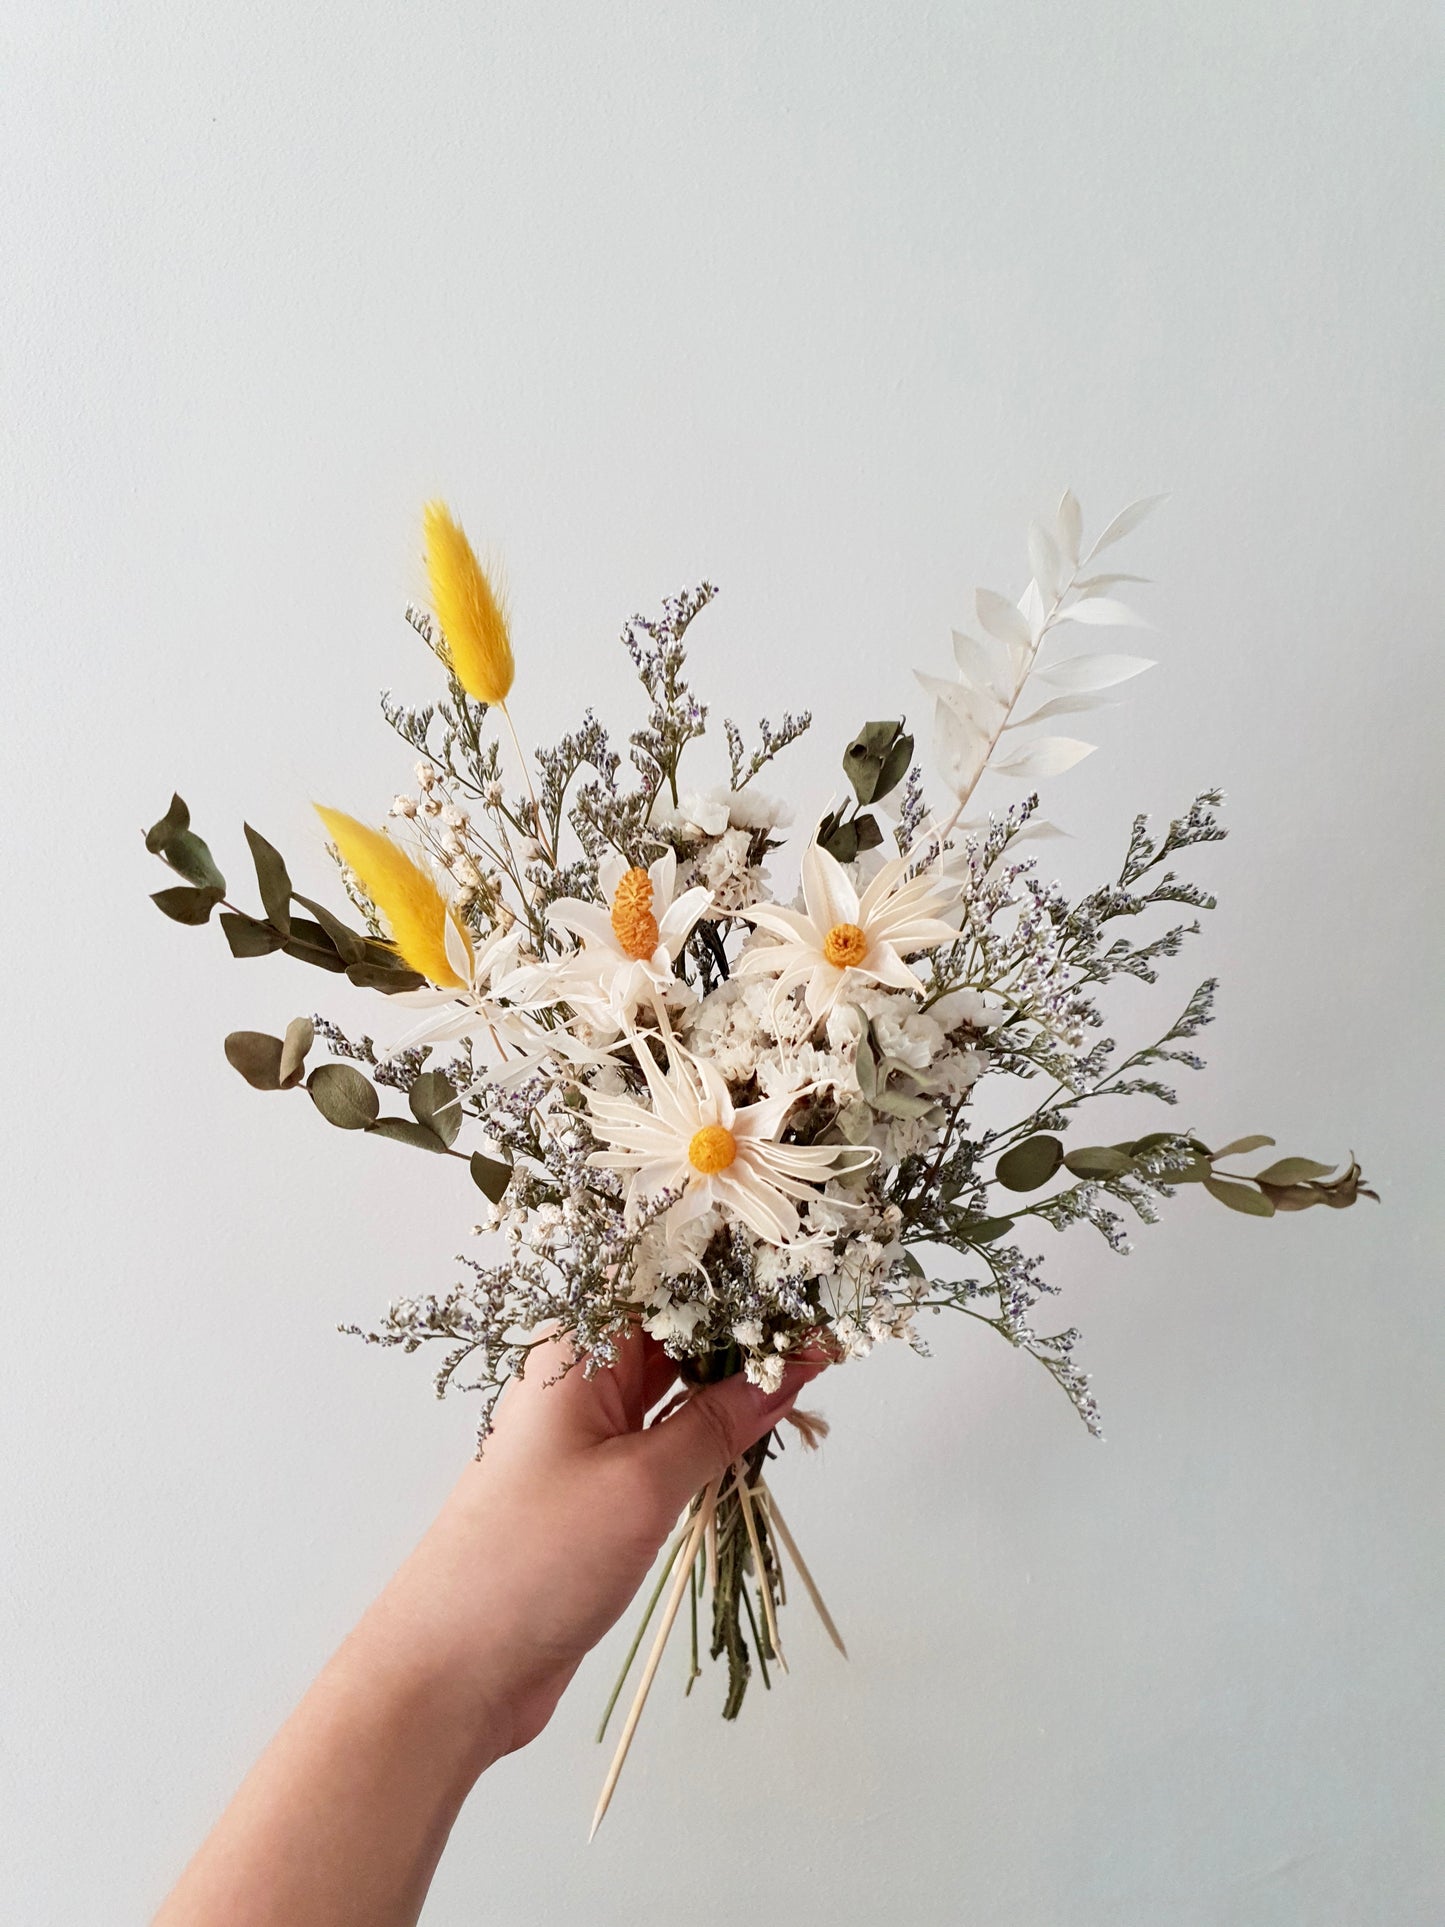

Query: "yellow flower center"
(822, 920), (869, 969)
(688, 1124), (738, 1175)
(610, 866), (661, 960)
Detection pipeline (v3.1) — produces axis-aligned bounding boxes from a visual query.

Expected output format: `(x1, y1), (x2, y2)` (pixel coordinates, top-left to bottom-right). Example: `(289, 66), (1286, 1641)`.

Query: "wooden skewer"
(705, 1501), (719, 1595)
(759, 1484), (848, 1659)
(734, 1460), (787, 1673)
(589, 1483), (716, 1841)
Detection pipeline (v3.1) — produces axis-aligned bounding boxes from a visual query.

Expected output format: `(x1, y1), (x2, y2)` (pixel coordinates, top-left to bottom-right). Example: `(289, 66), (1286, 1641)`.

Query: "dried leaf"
(1056, 490), (1082, 569)
(1203, 1174), (1276, 1217)
(224, 1030), (285, 1091)
(244, 825), (292, 936)
(307, 1063), (380, 1130)
(1212, 1134), (1275, 1158)
(291, 896), (368, 966)
(1006, 690), (1116, 729)
(369, 1116), (448, 1152)
(221, 910), (284, 957)
(950, 629), (1006, 695)
(279, 1017), (314, 1088)
(145, 794), (226, 892)
(1063, 1145), (1135, 1178)
(956, 1214), (1016, 1244)
(1085, 493), (1168, 561)
(1057, 597), (1151, 629)
(151, 884), (223, 925)
(992, 736), (1096, 780)
(1028, 522), (1061, 602)
(470, 1150), (512, 1201)
(409, 1069), (461, 1147)
(975, 587), (1033, 649)
(933, 703), (991, 800)
(996, 1133), (1064, 1191)
(1036, 652), (1156, 692)
(1253, 1156), (1337, 1185)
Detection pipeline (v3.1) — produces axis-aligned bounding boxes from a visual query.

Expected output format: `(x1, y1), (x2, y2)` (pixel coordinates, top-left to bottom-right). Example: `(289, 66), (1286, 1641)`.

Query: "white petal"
(597, 854), (627, 900)
(949, 629), (1008, 697)
(647, 846), (678, 908)
(801, 840), (859, 930)
(658, 885), (712, 953)
(547, 898), (619, 949)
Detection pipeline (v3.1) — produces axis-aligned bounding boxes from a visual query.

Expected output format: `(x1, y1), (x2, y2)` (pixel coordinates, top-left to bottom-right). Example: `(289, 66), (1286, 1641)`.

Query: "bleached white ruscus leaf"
(1035, 652), (1156, 693)
(933, 700), (992, 798)
(1056, 490), (1082, 571)
(915, 670), (1002, 739)
(975, 587), (1033, 649)
(992, 736), (1097, 779)
(950, 629), (1009, 697)
(1007, 690), (1118, 728)
(1028, 522), (1061, 603)
(1084, 493), (1168, 562)
(1076, 572), (1152, 594)
(1055, 596), (1152, 630)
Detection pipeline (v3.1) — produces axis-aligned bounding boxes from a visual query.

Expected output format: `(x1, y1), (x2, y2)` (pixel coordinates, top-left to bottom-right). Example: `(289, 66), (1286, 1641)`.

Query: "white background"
(4, 5), (1441, 1922)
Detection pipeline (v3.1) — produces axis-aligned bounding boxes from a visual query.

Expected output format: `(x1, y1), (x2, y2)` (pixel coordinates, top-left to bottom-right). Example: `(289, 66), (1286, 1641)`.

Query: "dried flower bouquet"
(146, 492), (1372, 1830)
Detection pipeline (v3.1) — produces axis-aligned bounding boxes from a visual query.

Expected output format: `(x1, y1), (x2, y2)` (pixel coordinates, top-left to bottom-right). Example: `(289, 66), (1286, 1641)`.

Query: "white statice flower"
(543, 850), (711, 1030)
(681, 979), (770, 1084)
(697, 825), (761, 916)
(649, 786), (794, 839)
(928, 987), (1011, 1034)
(756, 1041), (856, 1104)
(586, 1041), (873, 1246)
(731, 1319), (765, 1348)
(737, 842), (957, 1020)
(642, 1292), (711, 1346)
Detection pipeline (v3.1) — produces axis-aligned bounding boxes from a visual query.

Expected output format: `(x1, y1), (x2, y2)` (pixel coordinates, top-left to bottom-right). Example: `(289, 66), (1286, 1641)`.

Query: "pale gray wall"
(3, 5), (1441, 1922)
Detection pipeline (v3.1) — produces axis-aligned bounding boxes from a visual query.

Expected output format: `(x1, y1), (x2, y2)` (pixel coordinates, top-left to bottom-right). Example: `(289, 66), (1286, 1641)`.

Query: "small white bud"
(390, 794), (418, 819)
(415, 760), (437, 790)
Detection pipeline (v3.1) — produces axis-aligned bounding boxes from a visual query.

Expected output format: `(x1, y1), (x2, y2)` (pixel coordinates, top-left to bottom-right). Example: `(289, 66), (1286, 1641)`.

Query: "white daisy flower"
(545, 850), (712, 1028)
(586, 1040), (873, 1247)
(377, 919), (555, 1073)
(735, 841), (957, 1020)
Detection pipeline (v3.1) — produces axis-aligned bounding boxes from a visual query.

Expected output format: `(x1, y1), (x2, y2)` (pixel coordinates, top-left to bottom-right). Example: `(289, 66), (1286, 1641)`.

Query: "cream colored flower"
(586, 1041), (872, 1246)
(736, 841), (957, 1020)
(545, 850), (711, 1027)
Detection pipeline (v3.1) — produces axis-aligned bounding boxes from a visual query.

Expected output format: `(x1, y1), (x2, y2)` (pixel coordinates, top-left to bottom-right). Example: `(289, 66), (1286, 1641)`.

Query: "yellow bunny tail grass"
(314, 806), (469, 989)
(423, 500), (515, 706)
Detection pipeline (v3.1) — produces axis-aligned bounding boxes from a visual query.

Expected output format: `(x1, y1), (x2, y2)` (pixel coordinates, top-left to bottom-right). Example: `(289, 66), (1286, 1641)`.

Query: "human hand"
(368, 1331), (825, 1764)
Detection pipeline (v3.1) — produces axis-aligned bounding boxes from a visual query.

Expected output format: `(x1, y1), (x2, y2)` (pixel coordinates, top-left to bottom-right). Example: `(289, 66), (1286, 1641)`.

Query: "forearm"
(154, 1567), (505, 1927)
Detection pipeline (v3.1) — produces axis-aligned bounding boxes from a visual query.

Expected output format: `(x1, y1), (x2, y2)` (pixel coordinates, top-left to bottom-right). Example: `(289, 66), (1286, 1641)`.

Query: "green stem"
(595, 1521), (689, 1743)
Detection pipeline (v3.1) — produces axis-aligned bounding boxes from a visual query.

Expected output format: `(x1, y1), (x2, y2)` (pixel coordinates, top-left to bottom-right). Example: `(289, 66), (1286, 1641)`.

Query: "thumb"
(635, 1359), (826, 1511)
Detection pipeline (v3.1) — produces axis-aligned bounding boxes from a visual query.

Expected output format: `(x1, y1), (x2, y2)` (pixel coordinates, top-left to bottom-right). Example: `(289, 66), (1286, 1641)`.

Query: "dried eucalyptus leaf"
(282, 919), (350, 973)
(291, 896), (368, 966)
(307, 1062), (380, 1130)
(1211, 1134), (1276, 1158)
(244, 825), (292, 935)
(1203, 1174), (1276, 1217)
(956, 1214), (1016, 1244)
(346, 960), (427, 993)
(1063, 1145), (1135, 1179)
(279, 1017), (314, 1088)
(409, 1069), (461, 1147)
(470, 1151), (512, 1201)
(1253, 1156), (1336, 1186)
(144, 793), (190, 854)
(224, 1030), (285, 1090)
(221, 910), (284, 957)
(852, 812), (884, 852)
(875, 731), (914, 800)
(996, 1133), (1065, 1192)
(152, 884), (223, 925)
(369, 1116), (447, 1152)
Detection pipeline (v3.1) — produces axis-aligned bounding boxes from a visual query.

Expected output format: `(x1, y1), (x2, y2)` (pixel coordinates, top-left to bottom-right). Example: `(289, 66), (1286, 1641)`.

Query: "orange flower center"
(822, 920), (868, 969)
(610, 866), (661, 959)
(688, 1124), (738, 1175)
